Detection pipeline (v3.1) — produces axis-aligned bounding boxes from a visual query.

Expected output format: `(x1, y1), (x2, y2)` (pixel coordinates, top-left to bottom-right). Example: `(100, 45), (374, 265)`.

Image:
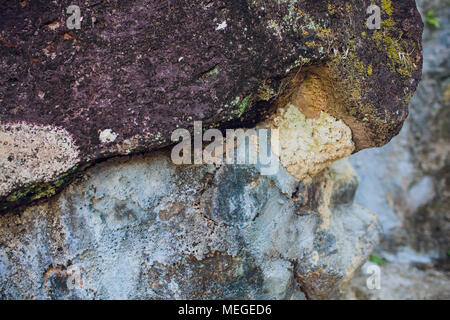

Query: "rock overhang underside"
(0, 0), (423, 212)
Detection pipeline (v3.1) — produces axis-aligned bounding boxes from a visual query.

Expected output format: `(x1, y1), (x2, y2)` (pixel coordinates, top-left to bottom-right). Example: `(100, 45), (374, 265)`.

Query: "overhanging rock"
(0, 0), (423, 212)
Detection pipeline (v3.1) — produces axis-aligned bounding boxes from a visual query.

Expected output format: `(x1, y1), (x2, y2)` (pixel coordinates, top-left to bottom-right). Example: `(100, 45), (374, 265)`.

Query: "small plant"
(425, 9), (441, 28)
(369, 254), (388, 266)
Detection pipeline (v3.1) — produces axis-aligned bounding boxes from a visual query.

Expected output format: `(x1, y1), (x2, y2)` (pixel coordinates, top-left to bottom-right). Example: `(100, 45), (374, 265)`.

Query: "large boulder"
(0, 0), (423, 212)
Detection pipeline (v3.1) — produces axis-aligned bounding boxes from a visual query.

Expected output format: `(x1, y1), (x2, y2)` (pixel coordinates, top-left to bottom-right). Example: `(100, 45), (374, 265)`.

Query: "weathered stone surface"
(0, 153), (381, 299)
(342, 0), (449, 299)
(0, 0), (423, 211)
(343, 255), (450, 299)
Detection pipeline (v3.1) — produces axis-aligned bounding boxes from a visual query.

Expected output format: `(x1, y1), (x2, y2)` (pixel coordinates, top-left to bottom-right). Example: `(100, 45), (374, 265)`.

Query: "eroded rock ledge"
(0, 0), (423, 212)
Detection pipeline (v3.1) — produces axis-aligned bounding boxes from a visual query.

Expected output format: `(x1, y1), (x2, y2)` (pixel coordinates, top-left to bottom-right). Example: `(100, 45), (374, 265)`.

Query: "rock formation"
(343, 0), (449, 299)
(0, 153), (382, 299)
(0, 0), (422, 212)
(0, 0), (424, 299)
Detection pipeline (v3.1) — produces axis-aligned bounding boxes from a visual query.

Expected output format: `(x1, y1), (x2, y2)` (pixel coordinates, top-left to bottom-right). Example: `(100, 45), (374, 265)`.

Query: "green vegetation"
(369, 254), (388, 266)
(231, 94), (253, 118)
(425, 10), (440, 28)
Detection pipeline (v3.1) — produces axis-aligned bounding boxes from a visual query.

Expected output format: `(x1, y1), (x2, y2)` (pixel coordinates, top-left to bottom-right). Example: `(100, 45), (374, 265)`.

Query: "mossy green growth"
(232, 94), (253, 118)
(256, 82), (277, 101)
(6, 190), (28, 202)
(4, 164), (80, 205)
(371, 30), (417, 77)
(202, 66), (220, 78)
(381, 0), (393, 16)
(5, 182), (56, 203)
(369, 0), (419, 77)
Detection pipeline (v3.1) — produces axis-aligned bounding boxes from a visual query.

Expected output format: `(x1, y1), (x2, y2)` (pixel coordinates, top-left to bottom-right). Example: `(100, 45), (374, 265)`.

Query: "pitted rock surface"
(0, 153), (381, 299)
(0, 1), (423, 211)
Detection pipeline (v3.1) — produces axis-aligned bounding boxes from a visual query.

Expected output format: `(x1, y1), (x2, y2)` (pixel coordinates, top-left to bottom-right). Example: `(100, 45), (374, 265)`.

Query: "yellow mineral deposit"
(267, 102), (354, 182)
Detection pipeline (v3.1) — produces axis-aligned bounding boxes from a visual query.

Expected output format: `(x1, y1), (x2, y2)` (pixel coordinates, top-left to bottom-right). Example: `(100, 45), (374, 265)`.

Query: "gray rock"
(0, 154), (381, 299)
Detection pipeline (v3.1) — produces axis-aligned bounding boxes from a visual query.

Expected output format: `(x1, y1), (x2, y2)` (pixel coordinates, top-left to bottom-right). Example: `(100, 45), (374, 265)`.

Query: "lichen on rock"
(0, 123), (79, 199)
(0, 0), (423, 210)
(0, 0), (425, 300)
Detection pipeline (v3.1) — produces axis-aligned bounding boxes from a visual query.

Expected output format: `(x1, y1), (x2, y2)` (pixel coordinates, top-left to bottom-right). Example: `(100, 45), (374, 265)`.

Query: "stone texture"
(0, 0), (423, 211)
(342, 0), (449, 299)
(266, 104), (355, 182)
(0, 0), (432, 301)
(0, 122), (80, 199)
(343, 258), (450, 300)
(0, 153), (381, 299)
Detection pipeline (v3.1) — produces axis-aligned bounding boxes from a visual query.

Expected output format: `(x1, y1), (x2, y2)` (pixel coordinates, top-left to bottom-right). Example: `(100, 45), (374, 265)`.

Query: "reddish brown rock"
(0, 0), (423, 212)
